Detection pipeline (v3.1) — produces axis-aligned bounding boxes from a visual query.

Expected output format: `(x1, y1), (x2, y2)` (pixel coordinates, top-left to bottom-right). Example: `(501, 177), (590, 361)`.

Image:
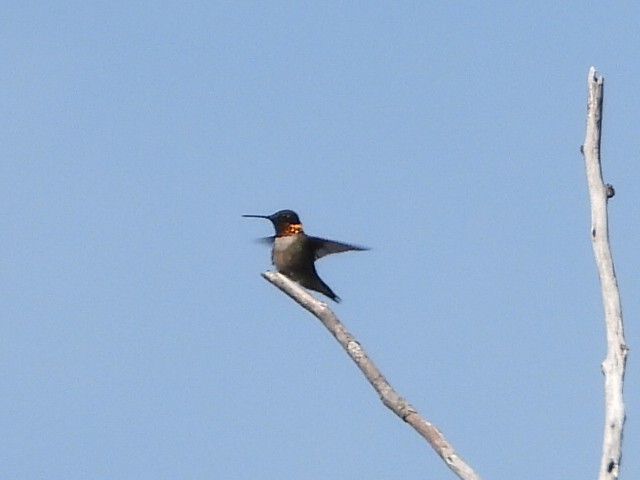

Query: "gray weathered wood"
(262, 271), (481, 480)
(582, 66), (628, 480)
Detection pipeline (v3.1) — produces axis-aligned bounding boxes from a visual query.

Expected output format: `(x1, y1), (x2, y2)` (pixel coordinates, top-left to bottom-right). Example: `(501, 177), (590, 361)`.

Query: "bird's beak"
(242, 214), (271, 220)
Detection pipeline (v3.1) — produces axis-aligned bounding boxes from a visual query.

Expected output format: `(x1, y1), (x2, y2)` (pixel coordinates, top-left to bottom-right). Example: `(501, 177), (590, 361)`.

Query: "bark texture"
(582, 66), (628, 480)
(262, 271), (481, 480)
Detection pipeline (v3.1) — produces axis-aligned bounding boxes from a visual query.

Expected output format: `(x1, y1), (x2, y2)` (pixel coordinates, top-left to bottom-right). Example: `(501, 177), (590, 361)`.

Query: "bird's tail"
(303, 275), (341, 303)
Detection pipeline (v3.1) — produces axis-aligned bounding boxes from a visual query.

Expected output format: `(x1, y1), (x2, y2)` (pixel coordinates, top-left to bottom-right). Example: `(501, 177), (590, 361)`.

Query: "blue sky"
(3, 2), (639, 479)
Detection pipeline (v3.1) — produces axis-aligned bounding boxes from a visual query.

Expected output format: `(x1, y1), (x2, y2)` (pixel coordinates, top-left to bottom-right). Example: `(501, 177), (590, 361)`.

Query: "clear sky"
(3, 2), (639, 479)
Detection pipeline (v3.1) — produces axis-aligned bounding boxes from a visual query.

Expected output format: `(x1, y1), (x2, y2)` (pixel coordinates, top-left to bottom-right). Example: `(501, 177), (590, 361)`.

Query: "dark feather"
(308, 236), (369, 260)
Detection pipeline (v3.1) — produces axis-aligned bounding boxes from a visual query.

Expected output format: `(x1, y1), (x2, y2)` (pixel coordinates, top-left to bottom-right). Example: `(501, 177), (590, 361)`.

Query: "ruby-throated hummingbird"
(243, 209), (368, 302)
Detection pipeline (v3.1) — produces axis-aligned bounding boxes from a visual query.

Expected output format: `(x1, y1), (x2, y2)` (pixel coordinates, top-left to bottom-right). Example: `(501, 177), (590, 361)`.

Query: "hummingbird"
(242, 209), (368, 302)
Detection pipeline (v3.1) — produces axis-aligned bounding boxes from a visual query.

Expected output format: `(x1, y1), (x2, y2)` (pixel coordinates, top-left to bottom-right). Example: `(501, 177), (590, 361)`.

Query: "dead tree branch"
(581, 66), (628, 480)
(262, 271), (481, 480)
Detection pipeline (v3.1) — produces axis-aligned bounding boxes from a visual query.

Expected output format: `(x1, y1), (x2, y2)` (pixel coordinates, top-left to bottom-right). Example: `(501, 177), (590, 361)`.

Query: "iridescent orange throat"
(278, 223), (303, 237)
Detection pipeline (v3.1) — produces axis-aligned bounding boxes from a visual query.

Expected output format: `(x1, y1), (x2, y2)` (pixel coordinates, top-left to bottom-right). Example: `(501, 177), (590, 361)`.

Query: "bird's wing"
(256, 236), (275, 244)
(308, 236), (369, 260)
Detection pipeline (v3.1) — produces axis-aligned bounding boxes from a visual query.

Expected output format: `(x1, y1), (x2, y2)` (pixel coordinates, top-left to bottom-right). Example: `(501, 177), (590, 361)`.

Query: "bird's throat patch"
(281, 223), (303, 236)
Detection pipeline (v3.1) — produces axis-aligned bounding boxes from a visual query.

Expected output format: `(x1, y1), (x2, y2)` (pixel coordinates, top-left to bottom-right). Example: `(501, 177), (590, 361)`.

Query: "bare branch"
(582, 66), (628, 480)
(261, 271), (482, 480)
